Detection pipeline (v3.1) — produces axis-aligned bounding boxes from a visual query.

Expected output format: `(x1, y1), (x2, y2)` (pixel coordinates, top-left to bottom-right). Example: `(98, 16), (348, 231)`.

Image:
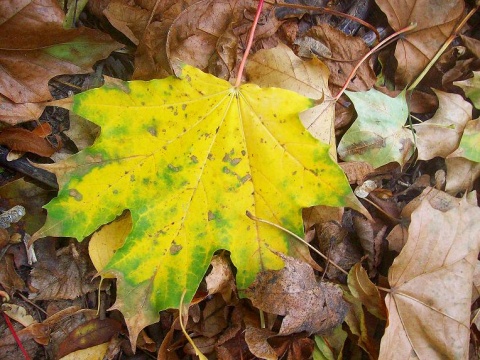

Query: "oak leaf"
(379, 196), (480, 359)
(32, 65), (358, 347)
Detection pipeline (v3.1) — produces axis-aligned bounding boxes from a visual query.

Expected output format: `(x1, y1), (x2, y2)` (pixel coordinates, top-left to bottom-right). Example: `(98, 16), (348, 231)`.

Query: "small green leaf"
(338, 89), (414, 168)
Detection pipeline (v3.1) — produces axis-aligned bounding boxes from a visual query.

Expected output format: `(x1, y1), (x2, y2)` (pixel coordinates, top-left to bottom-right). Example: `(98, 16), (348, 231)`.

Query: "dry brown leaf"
(387, 186), (477, 253)
(306, 23), (376, 94)
(132, 0), (200, 80)
(387, 186), (476, 252)
(461, 35), (480, 59)
(375, 0), (464, 86)
(1, 304), (36, 327)
(205, 254), (235, 302)
(0, 0), (121, 103)
(246, 43), (335, 146)
(167, 0), (281, 81)
(445, 157), (480, 194)
(269, 334), (314, 360)
(343, 291), (380, 359)
(102, 0), (151, 45)
(339, 161), (375, 185)
(379, 197), (480, 359)
(0, 254), (26, 295)
(65, 113), (100, 152)
(302, 205), (342, 232)
(245, 252), (348, 335)
(347, 263), (387, 320)
(29, 242), (99, 300)
(0, 95), (45, 124)
(57, 318), (122, 359)
(317, 221), (362, 281)
(191, 295), (228, 338)
(244, 326), (277, 360)
(0, 127), (56, 157)
(414, 89), (472, 160)
(352, 216), (387, 277)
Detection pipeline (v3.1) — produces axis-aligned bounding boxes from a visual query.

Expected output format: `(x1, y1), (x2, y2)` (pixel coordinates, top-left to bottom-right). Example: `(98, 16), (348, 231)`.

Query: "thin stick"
(407, 5), (479, 91)
(246, 211), (348, 276)
(235, 0), (265, 87)
(334, 23), (417, 101)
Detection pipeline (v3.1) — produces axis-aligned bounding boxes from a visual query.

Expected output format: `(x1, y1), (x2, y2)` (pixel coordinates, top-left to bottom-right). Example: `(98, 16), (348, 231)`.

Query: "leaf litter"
(0, 0), (480, 359)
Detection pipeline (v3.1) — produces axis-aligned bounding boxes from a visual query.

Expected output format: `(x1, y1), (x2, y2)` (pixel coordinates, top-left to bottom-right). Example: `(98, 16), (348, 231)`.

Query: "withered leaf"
(29, 241), (99, 300)
(0, 0), (121, 103)
(57, 318), (123, 359)
(0, 127), (55, 157)
(245, 252), (348, 335)
(306, 24), (376, 94)
(379, 197), (480, 359)
(375, 0), (464, 86)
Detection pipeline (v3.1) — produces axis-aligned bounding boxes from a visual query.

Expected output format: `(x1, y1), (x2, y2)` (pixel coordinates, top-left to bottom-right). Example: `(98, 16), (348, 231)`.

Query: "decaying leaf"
(57, 318), (123, 359)
(306, 24), (376, 94)
(343, 291), (380, 359)
(414, 89), (472, 160)
(379, 197), (480, 359)
(0, 127), (56, 157)
(245, 252), (348, 336)
(375, 0), (464, 86)
(347, 263), (387, 320)
(205, 254), (235, 302)
(337, 89), (414, 168)
(29, 241), (99, 300)
(244, 326), (277, 360)
(167, 0), (281, 81)
(0, 0), (121, 103)
(0, 254), (26, 295)
(445, 157), (480, 194)
(316, 221), (362, 281)
(32, 64), (358, 346)
(0, 95), (45, 124)
(131, 0), (200, 79)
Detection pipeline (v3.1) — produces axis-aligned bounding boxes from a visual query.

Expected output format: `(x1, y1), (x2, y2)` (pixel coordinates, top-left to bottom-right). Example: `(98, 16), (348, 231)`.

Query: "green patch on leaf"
(33, 65), (357, 345)
(454, 120), (480, 162)
(454, 71), (480, 109)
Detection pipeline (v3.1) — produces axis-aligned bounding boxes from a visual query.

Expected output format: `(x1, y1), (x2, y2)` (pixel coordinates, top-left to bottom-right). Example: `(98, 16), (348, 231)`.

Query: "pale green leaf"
(337, 89), (414, 168)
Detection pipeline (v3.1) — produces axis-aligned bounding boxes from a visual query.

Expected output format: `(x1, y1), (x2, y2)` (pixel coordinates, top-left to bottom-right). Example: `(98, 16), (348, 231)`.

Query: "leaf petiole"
(235, 0), (265, 87)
